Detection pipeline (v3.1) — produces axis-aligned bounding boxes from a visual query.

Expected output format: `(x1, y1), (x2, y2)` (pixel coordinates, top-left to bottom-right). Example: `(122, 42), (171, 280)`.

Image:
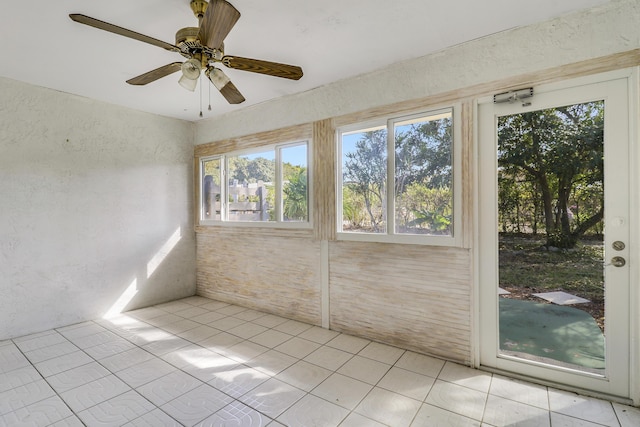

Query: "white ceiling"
(0, 0), (608, 122)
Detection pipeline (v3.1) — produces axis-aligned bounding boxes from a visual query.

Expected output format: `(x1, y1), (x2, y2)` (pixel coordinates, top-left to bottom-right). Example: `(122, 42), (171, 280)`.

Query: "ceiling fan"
(69, 0), (303, 105)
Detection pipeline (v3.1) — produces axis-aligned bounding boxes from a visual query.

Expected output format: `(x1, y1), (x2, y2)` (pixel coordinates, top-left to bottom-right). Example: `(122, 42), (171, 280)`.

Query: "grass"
(499, 233), (604, 302)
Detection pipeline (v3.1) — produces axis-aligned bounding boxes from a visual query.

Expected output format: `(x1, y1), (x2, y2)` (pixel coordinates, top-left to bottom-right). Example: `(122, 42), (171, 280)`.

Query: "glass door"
(478, 71), (632, 398)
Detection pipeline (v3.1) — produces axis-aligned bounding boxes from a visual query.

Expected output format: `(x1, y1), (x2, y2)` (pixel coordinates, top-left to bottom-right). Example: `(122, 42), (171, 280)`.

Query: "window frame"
(278, 141), (312, 223)
(200, 155), (224, 222)
(199, 139), (312, 229)
(336, 105), (462, 246)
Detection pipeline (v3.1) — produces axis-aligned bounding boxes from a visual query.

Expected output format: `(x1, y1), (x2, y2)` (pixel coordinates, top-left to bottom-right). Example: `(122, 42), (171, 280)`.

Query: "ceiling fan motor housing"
(176, 26), (222, 64)
(176, 27), (200, 50)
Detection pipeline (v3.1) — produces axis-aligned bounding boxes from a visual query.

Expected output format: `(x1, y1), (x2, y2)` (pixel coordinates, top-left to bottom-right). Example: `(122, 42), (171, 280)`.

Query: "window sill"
(200, 219), (311, 228)
(336, 231), (462, 247)
(196, 221), (314, 238)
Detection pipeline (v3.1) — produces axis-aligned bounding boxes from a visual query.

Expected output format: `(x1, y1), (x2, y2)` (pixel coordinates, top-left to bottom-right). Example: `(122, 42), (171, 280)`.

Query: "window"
(202, 157), (221, 220)
(227, 150), (275, 222)
(341, 124), (388, 233)
(281, 144), (309, 222)
(339, 107), (459, 244)
(200, 141), (309, 225)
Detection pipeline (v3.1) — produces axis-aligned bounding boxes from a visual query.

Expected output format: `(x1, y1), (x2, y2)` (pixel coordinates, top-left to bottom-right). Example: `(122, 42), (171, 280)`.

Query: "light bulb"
(181, 58), (201, 80)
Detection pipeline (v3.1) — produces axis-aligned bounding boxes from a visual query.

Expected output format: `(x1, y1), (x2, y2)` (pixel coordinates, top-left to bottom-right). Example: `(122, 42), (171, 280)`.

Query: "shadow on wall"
(103, 226), (193, 319)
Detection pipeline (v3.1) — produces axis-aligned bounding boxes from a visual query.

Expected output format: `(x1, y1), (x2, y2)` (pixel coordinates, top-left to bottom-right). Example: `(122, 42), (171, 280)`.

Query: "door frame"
(473, 68), (640, 403)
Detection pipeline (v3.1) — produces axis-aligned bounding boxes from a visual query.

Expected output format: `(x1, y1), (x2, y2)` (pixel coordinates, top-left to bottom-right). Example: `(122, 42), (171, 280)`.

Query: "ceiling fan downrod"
(190, 0), (208, 23)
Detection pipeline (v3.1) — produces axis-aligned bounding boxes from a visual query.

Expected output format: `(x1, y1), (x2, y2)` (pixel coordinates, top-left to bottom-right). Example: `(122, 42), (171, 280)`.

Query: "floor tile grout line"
(3, 337), (81, 424)
(108, 318), (287, 424)
(69, 323), (192, 424)
(73, 387), (153, 424)
(478, 374), (494, 425)
(51, 319), (180, 421)
(14, 315), (418, 425)
(61, 313), (235, 424)
(4, 296), (635, 426)
(5, 303), (424, 426)
(147, 301), (399, 424)
(4, 300), (236, 423)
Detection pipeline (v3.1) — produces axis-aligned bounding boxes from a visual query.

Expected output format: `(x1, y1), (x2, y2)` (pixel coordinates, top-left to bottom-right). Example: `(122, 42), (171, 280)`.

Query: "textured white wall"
(195, 0), (640, 143)
(0, 78), (196, 340)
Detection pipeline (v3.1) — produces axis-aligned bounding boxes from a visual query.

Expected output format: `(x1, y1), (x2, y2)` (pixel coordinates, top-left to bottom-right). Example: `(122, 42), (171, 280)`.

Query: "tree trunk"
(538, 173), (555, 240)
(572, 205), (604, 239)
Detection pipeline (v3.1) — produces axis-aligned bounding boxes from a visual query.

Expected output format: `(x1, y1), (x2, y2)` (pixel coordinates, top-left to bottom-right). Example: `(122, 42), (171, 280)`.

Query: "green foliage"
(395, 116), (452, 194)
(342, 115), (453, 233)
(265, 184), (275, 221)
(203, 159), (221, 185)
(342, 186), (368, 229)
(343, 130), (387, 231)
(498, 174), (539, 233)
(283, 167), (308, 221)
(498, 101), (604, 247)
(283, 163), (303, 182)
(229, 155), (275, 183)
(499, 234), (603, 302)
(396, 183), (452, 233)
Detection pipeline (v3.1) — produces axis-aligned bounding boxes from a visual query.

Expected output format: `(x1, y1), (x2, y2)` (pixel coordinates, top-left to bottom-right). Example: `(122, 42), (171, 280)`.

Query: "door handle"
(610, 256), (626, 267)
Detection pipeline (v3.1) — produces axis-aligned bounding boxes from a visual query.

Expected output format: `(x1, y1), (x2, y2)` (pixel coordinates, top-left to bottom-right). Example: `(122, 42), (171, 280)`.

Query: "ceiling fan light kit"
(178, 74), (199, 91)
(181, 57), (202, 80)
(206, 67), (245, 104)
(69, 0), (303, 113)
(206, 67), (230, 89)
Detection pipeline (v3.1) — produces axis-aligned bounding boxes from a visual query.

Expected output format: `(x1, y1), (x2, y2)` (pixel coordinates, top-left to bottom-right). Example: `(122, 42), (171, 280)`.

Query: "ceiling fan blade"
(221, 56), (303, 80)
(198, 0), (240, 50)
(206, 68), (245, 104)
(217, 80), (245, 104)
(69, 14), (178, 52)
(126, 62), (183, 85)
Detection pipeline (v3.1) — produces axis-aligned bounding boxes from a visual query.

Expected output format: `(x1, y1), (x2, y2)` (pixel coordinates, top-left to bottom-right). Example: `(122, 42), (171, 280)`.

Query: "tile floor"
(1, 296), (639, 427)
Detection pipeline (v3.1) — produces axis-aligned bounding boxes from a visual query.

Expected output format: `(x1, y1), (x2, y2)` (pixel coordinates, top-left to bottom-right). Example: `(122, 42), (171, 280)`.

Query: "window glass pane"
(394, 111), (453, 235)
(281, 144), (308, 222)
(341, 125), (387, 233)
(202, 158), (221, 220)
(228, 151), (275, 222)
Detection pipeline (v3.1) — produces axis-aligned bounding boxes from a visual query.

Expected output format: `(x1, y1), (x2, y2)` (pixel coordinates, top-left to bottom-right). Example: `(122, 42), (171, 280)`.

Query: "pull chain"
(199, 73), (203, 118)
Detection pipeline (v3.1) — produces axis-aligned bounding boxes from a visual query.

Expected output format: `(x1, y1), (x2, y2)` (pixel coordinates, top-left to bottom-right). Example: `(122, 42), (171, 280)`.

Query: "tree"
(247, 157), (275, 183)
(229, 155), (275, 183)
(395, 117), (452, 196)
(342, 186), (367, 229)
(395, 117), (452, 232)
(498, 101), (604, 247)
(399, 184), (452, 234)
(343, 130), (387, 231)
(283, 166), (308, 221)
(342, 115), (454, 233)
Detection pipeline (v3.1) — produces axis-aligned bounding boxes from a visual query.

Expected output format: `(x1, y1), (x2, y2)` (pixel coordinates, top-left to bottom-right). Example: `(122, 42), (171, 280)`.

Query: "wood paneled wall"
(329, 241), (472, 363)
(312, 118), (336, 241)
(197, 228), (322, 325)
